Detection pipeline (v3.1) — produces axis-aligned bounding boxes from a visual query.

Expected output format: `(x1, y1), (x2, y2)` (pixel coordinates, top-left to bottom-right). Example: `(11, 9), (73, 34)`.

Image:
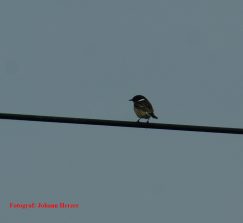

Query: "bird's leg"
(137, 118), (141, 122)
(147, 118), (150, 123)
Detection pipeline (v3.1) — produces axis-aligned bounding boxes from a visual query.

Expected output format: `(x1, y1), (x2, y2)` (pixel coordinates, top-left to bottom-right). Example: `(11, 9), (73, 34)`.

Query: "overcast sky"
(0, 0), (242, 222)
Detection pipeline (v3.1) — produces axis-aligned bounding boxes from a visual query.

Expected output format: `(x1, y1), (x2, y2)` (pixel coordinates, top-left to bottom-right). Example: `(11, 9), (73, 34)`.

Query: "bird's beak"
(129, 99), (133, 101)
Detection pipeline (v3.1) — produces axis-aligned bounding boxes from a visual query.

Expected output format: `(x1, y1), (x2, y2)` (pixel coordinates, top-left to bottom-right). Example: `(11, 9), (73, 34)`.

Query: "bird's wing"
(135, 100), (154, 113)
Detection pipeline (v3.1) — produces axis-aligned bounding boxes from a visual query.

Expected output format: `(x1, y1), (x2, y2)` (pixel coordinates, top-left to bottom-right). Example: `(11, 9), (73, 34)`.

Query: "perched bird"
(129, 95), (158, 123)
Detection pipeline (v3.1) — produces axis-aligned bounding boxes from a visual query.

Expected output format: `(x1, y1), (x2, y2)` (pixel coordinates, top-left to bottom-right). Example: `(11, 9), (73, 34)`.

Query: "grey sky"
(0, 0), (242, 222)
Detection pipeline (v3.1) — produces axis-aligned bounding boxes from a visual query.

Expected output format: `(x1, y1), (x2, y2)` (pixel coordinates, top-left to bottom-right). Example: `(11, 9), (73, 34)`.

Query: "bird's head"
(129, 95), (146, 102)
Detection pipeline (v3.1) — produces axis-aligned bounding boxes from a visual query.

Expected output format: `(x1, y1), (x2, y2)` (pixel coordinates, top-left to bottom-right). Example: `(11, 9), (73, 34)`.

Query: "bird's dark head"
(129, 95), (146, 102)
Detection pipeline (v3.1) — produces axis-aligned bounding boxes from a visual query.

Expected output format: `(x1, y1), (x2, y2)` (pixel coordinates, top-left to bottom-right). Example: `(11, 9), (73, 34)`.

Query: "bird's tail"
(151, 113), (158, 119)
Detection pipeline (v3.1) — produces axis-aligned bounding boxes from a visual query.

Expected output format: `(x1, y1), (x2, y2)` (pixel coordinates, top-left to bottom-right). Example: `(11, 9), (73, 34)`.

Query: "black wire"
(0, 112), (242, 135)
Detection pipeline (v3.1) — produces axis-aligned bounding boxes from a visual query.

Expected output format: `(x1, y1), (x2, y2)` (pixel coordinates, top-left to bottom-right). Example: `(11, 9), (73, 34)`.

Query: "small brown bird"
(129, 95), (158, 123)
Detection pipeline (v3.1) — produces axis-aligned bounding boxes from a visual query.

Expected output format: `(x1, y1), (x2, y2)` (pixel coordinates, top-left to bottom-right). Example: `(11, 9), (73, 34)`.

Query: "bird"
(129, 95), (158, 123)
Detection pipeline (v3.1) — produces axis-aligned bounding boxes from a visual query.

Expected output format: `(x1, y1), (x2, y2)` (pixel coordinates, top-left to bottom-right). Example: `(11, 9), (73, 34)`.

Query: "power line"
(0, 112), (242, 135)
